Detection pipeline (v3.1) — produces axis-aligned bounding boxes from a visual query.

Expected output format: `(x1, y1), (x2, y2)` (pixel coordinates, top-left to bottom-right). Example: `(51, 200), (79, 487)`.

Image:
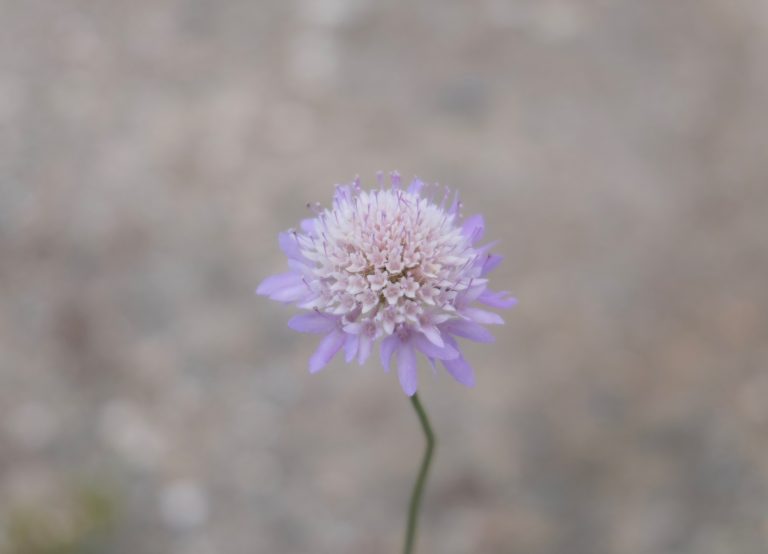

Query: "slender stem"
(403, 393), (436, 554)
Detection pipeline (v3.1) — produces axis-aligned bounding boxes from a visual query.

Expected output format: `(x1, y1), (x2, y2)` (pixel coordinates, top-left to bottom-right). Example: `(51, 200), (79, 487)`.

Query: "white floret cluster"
(296, 183), (483, 344)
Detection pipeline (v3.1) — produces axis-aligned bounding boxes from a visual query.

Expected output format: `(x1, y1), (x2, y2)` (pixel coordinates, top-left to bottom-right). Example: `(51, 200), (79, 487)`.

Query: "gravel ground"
(2, 1), (768, 553)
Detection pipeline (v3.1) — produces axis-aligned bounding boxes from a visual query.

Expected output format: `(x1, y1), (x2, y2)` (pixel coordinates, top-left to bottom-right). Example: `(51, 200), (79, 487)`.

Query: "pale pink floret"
(257, 173), (515, 396)
(367, 270), (388, 291)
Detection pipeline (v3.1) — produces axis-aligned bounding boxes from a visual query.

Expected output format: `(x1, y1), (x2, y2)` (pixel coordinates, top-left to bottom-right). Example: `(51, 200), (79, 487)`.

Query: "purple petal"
(357, 335), (373, 365)
(443, 355), (476, 387)
(278, 232), (304, 261)
(481, 254), (504, 276)
(269, 282), (311, 303)
(344, 333), (360, 363)
(441, 335), (476, 386)
(343, 322), (362, 334)
(408, 178), (425, 194)
(288, 312), (339, 334)
(448, 190), (461, 216)
(333, 184), (353, 204)
(462, 307), (505, 325)
(256, 272), (302, 296)
(380, 335), (399, 372)
(461, 214), (485, 243)
(308, 330), (346, 374)
(455, 282), (487, 308)
(439, 186), (450, 210)
(473, 240), (499, 259)
(412, 334), (459, 360)
(256, 273), (310, 302)
(390, 171), (402, 188)
(300, 218), (317, 234)
(440, 319), (495, 343)
(287, 258), (312, 274)
(296, 293), (323, 310)
(478, 290), (518, 309)
(397, 342), (418, 396)
(420, 324), (445, 347)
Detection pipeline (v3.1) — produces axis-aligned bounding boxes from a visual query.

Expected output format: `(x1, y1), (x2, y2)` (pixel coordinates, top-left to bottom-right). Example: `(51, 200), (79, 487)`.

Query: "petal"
(300, 218), (317, 234)
(380, 335), (399, 373)
(357, 334), (373, 365)
(461, 214), (485, 243)
(296, 293), (323, 310)
(478, 290), (518, 309)
(344, 333), (360, 363)
(443, 355), (476, 387)
(269, 282), (312, 303)
(408, 178), (425, 194)
(390, 171), (402, 188)
(333, 184), (353, 204)
(412, 334), (459, 360)
(256, 272), (302, 296)
(343, 322), (363, 334)
(448, 190), (461, 216)
(279, 232), (305, 261)
(287, 258), (313, 275)
(420, 324), (445, 347)
(461, 307), (505, 325)
(481, 254), (503, 276)
(397, 342), (418, 396)
(288, 312), (339, 334)
(441, 336), (476, 387)
(308, 330), (346, 374)
(455, 282), (487, 308)
(440, 319), (496, 343)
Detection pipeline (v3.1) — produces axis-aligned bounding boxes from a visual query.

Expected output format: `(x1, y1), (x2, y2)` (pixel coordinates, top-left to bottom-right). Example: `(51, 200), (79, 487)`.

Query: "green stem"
(403, 393), (436, 554)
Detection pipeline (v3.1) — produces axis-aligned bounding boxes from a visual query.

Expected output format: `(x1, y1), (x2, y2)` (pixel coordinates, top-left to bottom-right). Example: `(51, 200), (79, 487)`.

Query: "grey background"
(1, 0), (767, 553)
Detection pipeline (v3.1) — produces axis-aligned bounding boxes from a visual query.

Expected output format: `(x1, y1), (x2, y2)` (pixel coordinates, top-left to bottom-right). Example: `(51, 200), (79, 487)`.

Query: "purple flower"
(257, 174), (516, 396)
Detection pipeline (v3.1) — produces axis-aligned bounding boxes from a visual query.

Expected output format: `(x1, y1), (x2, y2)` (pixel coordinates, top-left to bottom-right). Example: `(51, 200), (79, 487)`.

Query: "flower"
(257, 173), (516, 396)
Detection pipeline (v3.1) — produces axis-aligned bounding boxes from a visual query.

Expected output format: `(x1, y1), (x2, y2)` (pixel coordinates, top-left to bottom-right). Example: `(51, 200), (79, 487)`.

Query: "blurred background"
(1, 0), (767, 553)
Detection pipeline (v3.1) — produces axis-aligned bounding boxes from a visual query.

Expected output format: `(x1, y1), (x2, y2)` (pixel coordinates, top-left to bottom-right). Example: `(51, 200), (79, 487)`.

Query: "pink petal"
(440, 319), (496, 343)
(397, 342), (418, 396)
(288, 312), (339, 334)
(308, 330), (346, 374)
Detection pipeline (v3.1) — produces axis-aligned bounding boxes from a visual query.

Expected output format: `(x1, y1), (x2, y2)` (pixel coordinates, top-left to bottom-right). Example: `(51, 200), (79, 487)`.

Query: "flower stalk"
(404, 393), (435, 554)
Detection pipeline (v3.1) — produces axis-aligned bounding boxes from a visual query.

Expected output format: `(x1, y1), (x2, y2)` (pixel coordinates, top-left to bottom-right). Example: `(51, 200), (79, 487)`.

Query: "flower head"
(257, 173), (516, 396)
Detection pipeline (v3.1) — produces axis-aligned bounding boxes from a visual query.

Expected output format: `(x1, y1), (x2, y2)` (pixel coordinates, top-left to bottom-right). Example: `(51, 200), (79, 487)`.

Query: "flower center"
(300, 187), (478, 336)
